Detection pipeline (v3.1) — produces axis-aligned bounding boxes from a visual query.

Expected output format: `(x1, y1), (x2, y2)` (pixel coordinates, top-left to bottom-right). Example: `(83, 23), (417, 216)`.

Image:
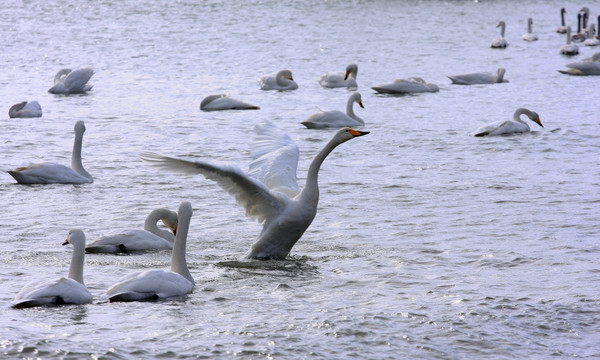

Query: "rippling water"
(1, 0), (599, 359)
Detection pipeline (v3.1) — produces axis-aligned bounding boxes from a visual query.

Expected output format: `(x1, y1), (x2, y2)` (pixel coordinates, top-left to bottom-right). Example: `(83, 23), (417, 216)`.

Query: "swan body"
(8, 120), (93, 184)
(86, 208), (179, 253)
(558, 60), (600, 75)
(259, 70), (298, 90)
(301, 92), (365, 129)
(318, 63), (358, 88)
(557, 8), (567, 33)
(13, 229), (92, 308)
(583, 24), (599, 46)
(105, 202), (194, 302)
(470, 108), (543, 137)
(141, 122), (369, 260)
(523, 18), (538, 41)
(371, 77), (439, 94)
(48, 68), (94, 94)
(448, 68), (508, 85)
(560, 26), (580, 55)
(200, 94), (259, 111)
(491, 21), (508, 48)
(8, 101), (42, 118)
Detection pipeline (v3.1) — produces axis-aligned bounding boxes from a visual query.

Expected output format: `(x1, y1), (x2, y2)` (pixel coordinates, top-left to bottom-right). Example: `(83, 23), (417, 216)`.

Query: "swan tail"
(12, 296), (64, 308)
(108, 292), (159, 302)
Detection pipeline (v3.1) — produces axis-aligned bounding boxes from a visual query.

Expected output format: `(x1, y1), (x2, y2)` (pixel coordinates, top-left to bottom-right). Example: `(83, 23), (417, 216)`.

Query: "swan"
(557, 8), (568, 33)
(470, 108), (543, 137)
(8, 120), (93, 184)
(558, 60), (600, 75)
(572, 14), (587, 42)
(105, 201), (194, 302)
(259, 70), (298, 90)
(318, 63), (358, 88)
(8, 100), (42, 118)
(48, 68), (94, 94)
(200, 94), (259, 111)
(448, 68), (508, 85)
(583, 24), (599, 46)
(560, 26), (580, 55)
(491, 21), (508, 48)
(140, 122), (369, 260)
(301, 92), (365, 129)
(13, 229), (93, 308)
(371, 77), (439, 94)
(522, 17), (538, 41)
(86, 208), (179, 253)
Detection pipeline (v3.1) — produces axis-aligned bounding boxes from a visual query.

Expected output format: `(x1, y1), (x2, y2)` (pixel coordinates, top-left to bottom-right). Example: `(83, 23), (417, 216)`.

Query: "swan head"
(350, 92), (364, 108)
(161, 211), (179, 235)
(8, 101), (27, 117)
(74, 120), (86, 133)
(516, 108), (543, 128)
(344, 63), (358, 80)
(278, 70), (294, 81)
(63, 229), (86, 249)
(334, 128), (369, 144)
(496, 21), (506, 28)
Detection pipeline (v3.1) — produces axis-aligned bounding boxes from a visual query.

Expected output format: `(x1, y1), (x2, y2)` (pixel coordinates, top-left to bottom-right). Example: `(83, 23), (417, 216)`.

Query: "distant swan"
(200, 94), (259, 111)
(572, 14), (587, 43)
(583, 24), (599, 46)
(105, 201), (194, 302)
(470, 108), (543, 137)
(491, 21), (508, 48)
(522, 18), (538, 41)
(13, 229), (93, 308)
(86, 208), (179, 253)
(371, 77), (439, 94)
(448, 68), (508, 85)
(560, 26), (579, 55)
(301, 92), (365, 129)
(8, 120), (93, 184)
(48, 68), (94, 94)
(140, 121), (369, 260)
(557, 8), (567, 34)
(259, 70), (298, 90)
(8, 100), (42, 118)
(318, 63), (358, 88)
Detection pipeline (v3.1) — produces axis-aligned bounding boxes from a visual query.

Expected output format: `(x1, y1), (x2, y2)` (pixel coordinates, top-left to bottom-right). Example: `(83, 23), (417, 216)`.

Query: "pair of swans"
(560, 27), (580, 55)
(141, 121), (369, 260)
(200, 94), (259, 111)
(48, 68), (94, 94)
(491, 21), (508, 48)
(86, 208), (179, 253)
(301, 92), (365, 129)
(8, 120), (93, 184)
(8, 100), (42, 118)
(522, 18), (538, 41)
(259, 70), (298, 90)
(470, 108), (543, 137)
(318, 63), (358, 88)
(371, 77), (439, 94)
(448, 68), (508, 85)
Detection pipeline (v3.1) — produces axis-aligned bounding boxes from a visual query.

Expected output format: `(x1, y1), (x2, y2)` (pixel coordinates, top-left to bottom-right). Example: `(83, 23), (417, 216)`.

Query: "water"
(1, 0), (599, 358)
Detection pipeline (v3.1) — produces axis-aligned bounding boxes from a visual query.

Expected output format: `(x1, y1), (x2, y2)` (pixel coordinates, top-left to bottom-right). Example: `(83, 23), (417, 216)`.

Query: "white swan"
(522, 17), (538, 41)
(491, 21), (508, 48)
(86, 208), (179, 253)
(8, 100), (42, 118)
(318, 63), (358, 88)
(259, 70), (298, 90)
(8, 120), (93, 184)
(140, 122), (369, 260)
(371, 77), (439, 94)
(560, 26), (580, 55)
(557, 8), (568, 33)
(13, 229), (93, 308)
(558, 60), (600, 75)
(301, 92), (365, 129)
(200, 94), (260, 111)
(48, 68), (94, 94)
(105, 201), (194, 302)
(583, 24), (599, 46)
(448, 68), (508, 85)
(470, 108), (543, 137)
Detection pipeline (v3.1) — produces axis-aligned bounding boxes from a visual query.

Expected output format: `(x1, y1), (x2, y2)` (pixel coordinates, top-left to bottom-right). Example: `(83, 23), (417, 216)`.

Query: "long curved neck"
(346, 98), (363, 123)
(55, 69), (71, 84)
(561, 10), (565, 26)
(300, 137), (341, 205)
(144, 209), (174, 241)
(68, 243), (85, 284)
(171, 207), (194, 285)
(513, 108), (531, 125)
(496, 69), (505, 83)
(71, 128), (91, 179)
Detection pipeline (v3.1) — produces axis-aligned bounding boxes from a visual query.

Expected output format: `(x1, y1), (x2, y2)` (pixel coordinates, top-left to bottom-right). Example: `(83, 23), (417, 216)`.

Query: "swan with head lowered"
(448, 68), (508, 85)
(140, 122), (369, 260)
(86, 208), (179, 253)
(48, 68), (94, 94)
(318, 63), (358, 88)
(301, 92), (365, 129)
(13, 229), (93, 308)
(470, 108), (543, 137)
(8, 120), (93, 184)
(522, 17), (538, 41)
(105, 201), (194, 302)
(200, 94), (260, 111)
(491, 21), (508, 48)
(9, 100), (42, 118)
(259, 70), (298, 90)
(371, 77), (439, 94)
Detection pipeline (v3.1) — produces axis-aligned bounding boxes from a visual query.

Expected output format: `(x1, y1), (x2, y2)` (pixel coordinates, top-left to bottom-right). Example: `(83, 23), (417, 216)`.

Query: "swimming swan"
(491, 21), (508, 48)
(448, 68), (508, 85)
(301, 92), (365, 129)
(318, 63), (358, 88)
(8, 120), (93, 184)
(105, 201), (194, 302)
(8, 100), (42, 118)
(557, 8), (568, 34)
(48, 68), (94, 94)
(200, 94), (260, 111)
(371, 77), (439, 94)
(583, 24), (599, 46)
(13, 229), (93, 308)
(259, 70), (298, 90)
(86, 208), (179, 253)
(560, 26), (579, 55)
(558, 60), (600, 75)
(470, 108), (543, 137)
(523, 17), (538, 41)
(140, 122), (369, 260)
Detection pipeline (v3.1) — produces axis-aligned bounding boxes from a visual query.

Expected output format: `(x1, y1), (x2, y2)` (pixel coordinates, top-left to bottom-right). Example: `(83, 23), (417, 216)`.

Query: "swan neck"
(561, 10), (565, 26)
(171, 207), (194, 285)
(528, 19), (533, 33)
(346, 97), (364, 124)
(71, 127), (91, 180)
(144, 209), (173, 240)
(500, 23), (506, 37)
(513, 108), (531, 124)
(301, 136), (340, 203)
(68, 244), (85, 284)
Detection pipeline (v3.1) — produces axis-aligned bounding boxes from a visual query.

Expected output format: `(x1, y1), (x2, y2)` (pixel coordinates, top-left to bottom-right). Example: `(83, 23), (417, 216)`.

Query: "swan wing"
(63, 68), (94, 93)
(470, 120), (529, 136)
(13, 277), (92, 308)
(86, 230), (173, 253)
(319, 72), (346, 87)
(106, 269), (193, 301)
(140, 153), (286, 223)
(8, 163), (90, 184)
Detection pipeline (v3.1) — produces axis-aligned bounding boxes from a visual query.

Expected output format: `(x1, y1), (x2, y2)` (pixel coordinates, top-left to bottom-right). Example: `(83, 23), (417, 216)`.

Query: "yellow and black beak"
(348, 129), (370, 137)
